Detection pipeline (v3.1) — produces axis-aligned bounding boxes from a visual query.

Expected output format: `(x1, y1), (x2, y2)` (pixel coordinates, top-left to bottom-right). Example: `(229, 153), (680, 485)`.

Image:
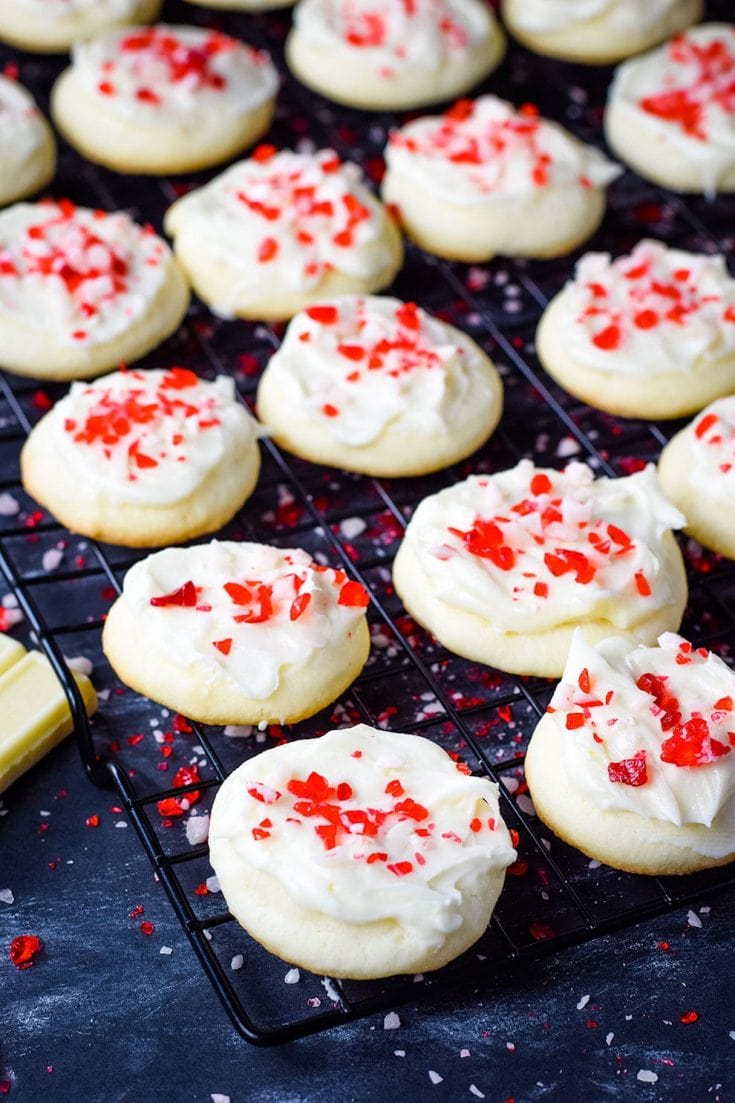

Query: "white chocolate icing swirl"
(404, 459), (684, 633)
(52, 367), (260, 506)
(550, 630), (735, 849)
(386, 96), (620, 205)
(266, 295), (490, 445)
(558, 240), (735, 376)
(70, 24), (278, 126)
(165, 148), (394, 314)
(209, 724), (516, 946)
(292, 0), (494, 72)
(0, 75), (45, 166)
(121, 541), (369, 699)
(0, 200), (170, 347)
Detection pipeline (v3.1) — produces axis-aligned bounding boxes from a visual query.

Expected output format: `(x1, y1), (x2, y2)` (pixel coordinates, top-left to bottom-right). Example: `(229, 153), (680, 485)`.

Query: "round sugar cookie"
(382, 96), (621, 263)
(51, 24), (278, 176)
(0, 199), (189, 381)
(525, 629), (735, 875)
(285, 0), (505, 111)
(0, 76), (56, 207)
(208, 724), (516, 979)
(102, 541), (371, 725)
(659, 397), (735, 559)
(604, 23), (735, 194)
(393, 459), (688, 679)
(501, 0), (703, 65)
(21, 366), (262, 547)
(0, 0), (162, 54)
(256, 295), (503, 476)
(164, 146), (403, 322)
(536, 239), (735, 420)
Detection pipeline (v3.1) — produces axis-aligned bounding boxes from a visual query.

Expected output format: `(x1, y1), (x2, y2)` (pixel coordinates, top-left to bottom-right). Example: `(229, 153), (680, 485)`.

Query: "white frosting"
(293, 0), (493, 72)
(551, 630), (735, 852)
(509, 0), (687, 35)
(70, 24), (278, 126)
(558, 239), (735, 376)
(686, 396), (735, 504)
(209, 725), (516, 946)
(51, 367), (259, 506)
(607, 23), (735, 194)
(166, 148), (394, 315)
(121, 541), (369, 699)
(0, 201), (171, 347)
(266, 295), (489, 445)
(404, 459), (685, 633)
(14, 0), (142, 16)
(0, 76), (45, 168)
(385, 95), (621, 206)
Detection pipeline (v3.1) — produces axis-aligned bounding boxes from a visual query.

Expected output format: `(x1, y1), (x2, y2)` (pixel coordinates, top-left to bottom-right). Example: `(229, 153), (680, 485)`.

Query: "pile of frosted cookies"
(3, 0), (735, 984)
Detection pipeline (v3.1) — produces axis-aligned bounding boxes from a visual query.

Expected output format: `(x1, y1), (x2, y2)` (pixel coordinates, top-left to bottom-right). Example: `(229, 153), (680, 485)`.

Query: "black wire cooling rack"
(2, 0), (735, 1046)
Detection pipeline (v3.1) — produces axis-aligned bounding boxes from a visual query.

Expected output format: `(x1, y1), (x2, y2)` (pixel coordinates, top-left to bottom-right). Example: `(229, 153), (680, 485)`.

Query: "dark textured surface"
(1, 0), (735, 1097)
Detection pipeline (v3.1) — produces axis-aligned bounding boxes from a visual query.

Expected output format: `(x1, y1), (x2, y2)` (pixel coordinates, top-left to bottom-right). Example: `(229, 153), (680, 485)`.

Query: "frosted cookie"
(382, 96), (621, 262)
(526, 630), (735, 874)
(605, 23), (735, 195)
(393, 459), (687, 679)
(659, 397), (735, 558)
(165, 146), (402, 323)
(537, 240), (735, 420)
(256, 296), (503, 477)
(0, 200), (189, 382)
(209, 724), (516, 978)
(51, 25), (278, 176)
(285, 0), (505, 111)
(501, 0), (703, 66)
(182, 0), (293, 8)
(102, 541), (371, 724)
(0, 0), (161, 54)
(0, 76), (56, 207)
(21, 367), (261, 547)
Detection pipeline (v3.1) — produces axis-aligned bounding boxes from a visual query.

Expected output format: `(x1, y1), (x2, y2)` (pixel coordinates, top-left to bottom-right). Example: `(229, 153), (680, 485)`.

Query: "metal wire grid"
(2, 0), (735, 1044)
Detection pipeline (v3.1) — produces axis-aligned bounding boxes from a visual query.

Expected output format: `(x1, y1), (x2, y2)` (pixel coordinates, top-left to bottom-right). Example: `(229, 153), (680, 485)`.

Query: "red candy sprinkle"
(337, 580), (369, 607)
(608, 751), (648, 787)
(9, 934), (42, 969)
(212, 637), (232, 656)
(592, 324), (621, 350)
(140, 921), (155, 936)
(680, 1010), (699, 1024)
(150, 581), (198, 607)
(305, 304), (338, 324)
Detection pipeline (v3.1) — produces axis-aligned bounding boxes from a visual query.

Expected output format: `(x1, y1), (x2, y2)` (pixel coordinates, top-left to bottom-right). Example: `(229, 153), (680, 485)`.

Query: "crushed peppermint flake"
(321, 976), (341, 1003)
(0, 492), (20, 516)
(224, 724), (254, 738)
(469, 1087), (485, 1099)
(185, 813), (210, 846)
(383, 1012), (401, 1030)
(394, 1050), (406, 1057)
(577, 994), (591, 1010)
(428, 1071), (444, 1085)
(230, 954), (244, 971)
(729, 1030), (735, 1041)
(460, 1049), (471, 1058)
(211, 1095), (231, 1103)
(159, 945), (173, 955)
(606, 1032), (615, 1046)
(42, 548), (63, 572)
(0, 889), (14, 905)
(64, 655), (93, 676)
(340, 517), (367, 541)
(205, 875), (220, 894)
(284, 967), (300, 984)
(687, 909), (703, 928)
(637, 1070), (658, 1084)
(506, 1042), (516, 1052)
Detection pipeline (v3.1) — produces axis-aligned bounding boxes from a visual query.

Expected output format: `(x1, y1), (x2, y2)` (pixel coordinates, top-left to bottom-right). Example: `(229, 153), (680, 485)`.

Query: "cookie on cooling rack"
(658, 396), (735, 559)
(164, 146), (403, 322)
(393, 459), (688, 679)
(285, 0), (505, 111)
(208, 724), (517, 979)
(0, 0), (161, 53)
(51, 24), (278, 176)
(536, 239), (735, 419)
(0, 76), (56, 208)
(501, 0), (703, 65)
(525, 629), (735, 875)
(256, 295), (503, 477)
(103, 541), (371, 725)
(0, 199), (189, 381)
(605, 23), (735, 194)
(21, 367), (262, 547)
(382, 96), (621, 263)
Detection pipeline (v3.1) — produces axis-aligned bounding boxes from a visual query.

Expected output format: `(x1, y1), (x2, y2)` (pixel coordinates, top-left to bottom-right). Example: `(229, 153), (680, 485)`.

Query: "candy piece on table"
(0, 643), (97, 795)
